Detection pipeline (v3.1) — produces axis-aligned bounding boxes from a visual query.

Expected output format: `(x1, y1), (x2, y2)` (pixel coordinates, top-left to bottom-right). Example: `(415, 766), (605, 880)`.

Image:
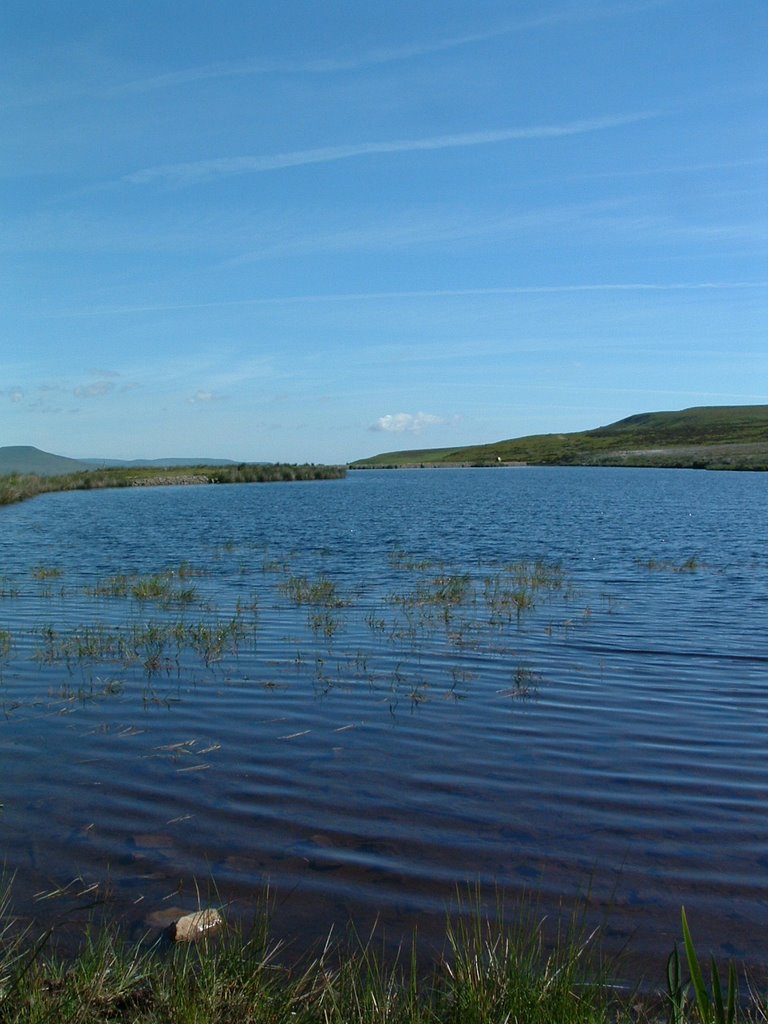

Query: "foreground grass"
(0, 914), (615, 1024)
(1, 897), (765, 1024)
(0, 463), (346, 508)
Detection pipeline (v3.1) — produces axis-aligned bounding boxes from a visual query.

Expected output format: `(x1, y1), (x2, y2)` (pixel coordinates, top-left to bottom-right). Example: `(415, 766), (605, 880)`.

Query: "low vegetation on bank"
(351, 405), (768, 471)
(0, 888), (760, 1024)
(0, 463), (346, 508)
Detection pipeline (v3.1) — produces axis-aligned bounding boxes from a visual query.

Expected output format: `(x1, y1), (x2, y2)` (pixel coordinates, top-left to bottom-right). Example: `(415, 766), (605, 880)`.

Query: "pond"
(0, 467), (766, 978)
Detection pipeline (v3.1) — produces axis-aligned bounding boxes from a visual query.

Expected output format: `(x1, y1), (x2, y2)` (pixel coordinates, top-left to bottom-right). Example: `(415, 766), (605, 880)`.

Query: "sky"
(1, 0), (766, 463)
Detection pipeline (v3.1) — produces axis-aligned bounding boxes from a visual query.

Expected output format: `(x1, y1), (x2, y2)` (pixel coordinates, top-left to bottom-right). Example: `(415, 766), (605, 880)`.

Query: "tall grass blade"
(711, 955), (726, 1023)
(682, 907), (711, 1021)
(681, 906), (738, 1024)
(666, 943), (687, 1024)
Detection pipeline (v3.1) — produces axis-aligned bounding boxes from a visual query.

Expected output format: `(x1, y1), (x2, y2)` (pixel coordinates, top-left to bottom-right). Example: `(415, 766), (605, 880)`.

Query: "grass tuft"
(4, 880), (762, 1024)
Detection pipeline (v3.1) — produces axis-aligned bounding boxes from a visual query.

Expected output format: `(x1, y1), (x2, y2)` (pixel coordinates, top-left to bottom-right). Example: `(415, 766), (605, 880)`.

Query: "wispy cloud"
(227, 203), (589, 263)
(0, 1), (675, 114)
(370, 411), (455, 434)
(73, 380), (114, 398)
(559, 154), (768, 183)
(124, 113), (656, 186)
(106, 2), (678, 96)
(112, 26), (527, 93)
(43, 279), (768, 319)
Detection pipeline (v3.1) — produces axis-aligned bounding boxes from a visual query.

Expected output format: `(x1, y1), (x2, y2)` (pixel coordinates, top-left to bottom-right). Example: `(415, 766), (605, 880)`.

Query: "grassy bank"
(0, 891), (763, 1023)
(351, 405), (768, 471)
(0, 463), (346, 508)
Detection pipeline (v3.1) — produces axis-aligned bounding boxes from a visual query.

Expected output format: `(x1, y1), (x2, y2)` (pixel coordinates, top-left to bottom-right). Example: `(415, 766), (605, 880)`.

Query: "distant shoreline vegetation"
(351, 404), (768, 472)
(0, 463), (347, 508)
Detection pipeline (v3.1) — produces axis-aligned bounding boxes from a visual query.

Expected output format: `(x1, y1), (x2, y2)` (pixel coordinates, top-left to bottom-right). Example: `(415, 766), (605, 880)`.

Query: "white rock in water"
(172, 908), (223, 943)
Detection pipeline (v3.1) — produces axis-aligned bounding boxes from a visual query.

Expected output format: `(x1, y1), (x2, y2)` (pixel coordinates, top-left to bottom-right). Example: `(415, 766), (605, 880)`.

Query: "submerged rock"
(133, 833), (176, 850)
(171, 908), (223, 943)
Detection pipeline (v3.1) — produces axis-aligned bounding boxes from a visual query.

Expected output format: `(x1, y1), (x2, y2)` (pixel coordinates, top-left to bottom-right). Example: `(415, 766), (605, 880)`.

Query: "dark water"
(0, 467), (766, 978)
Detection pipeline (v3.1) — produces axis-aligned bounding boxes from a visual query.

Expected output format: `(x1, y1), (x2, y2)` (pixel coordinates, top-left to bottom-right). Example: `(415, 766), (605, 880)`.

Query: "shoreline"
(0, 883), (756, 1023)
(0, 463), (347, 508)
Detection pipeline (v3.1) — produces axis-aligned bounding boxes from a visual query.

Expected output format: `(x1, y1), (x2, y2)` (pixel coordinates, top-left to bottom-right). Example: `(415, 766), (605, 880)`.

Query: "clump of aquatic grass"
(481, 561), (572, 625)
(174, 560), (207, 578)
(499, 664), (541, 698)
(390, 574), (471, 609)
(187, 617), (249, 666)
(0, 577), (20, 600)
(87, 570), (199, 606)
(261, 556), (290, 573)
(88, 574), (131, 598)
(34, 611), (256, 677)
(483, 575), (536, 622)
(281, 574), (346, 607)
(308, 610), (342, 640)
(53, 675), (125, 704)
(505, 559), (567, 590)
(635, 557), (705, 573)
(364, 610), (388, 636)
(430, 574), (471, 605)
(36, 624), (133, 667)
(0, 631), (11, 660)
(131, 574), (197, 605)
(388, 549), (441, 571)
(235, 593), (260, 615)
(31, 565), (63, 580)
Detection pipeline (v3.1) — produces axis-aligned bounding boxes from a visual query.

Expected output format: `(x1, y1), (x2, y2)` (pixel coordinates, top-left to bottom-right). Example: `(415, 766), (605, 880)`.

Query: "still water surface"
(0, 467), (766, 974)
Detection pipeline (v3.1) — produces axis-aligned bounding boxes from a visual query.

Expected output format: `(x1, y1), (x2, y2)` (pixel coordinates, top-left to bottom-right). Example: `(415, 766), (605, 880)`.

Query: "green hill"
(0, 446), (92, 476)
(351, 405), (768, 471)
(0, 447), (239, 476)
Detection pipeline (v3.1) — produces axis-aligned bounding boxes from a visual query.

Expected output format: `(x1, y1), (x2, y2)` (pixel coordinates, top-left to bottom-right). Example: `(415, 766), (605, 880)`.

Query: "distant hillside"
(351, 405), (768, 471)
(0, 447), (237, 476)
(0, 446), (91, 476)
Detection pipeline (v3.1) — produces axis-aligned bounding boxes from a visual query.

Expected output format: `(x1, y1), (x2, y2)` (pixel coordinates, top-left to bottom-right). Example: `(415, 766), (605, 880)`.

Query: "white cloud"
(0, 386), (24, 403)
(370, 411), (451, 434)
(189, 389), (220, 403)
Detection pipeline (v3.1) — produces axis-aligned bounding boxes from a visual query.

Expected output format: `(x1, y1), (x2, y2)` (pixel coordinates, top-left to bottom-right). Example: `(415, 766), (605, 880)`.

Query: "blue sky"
(1, 0), (766, 463)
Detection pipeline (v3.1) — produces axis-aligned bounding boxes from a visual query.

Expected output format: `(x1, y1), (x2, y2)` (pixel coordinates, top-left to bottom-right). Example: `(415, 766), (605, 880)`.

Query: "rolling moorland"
(0, 446), (238, 477)
(351, 405), (768, 471)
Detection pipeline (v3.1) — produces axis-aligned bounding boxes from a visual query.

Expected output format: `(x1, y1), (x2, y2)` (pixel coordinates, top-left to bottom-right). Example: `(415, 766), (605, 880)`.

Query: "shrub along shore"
(0, 463), (347, 508)
(0, 889), (762, 1023)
